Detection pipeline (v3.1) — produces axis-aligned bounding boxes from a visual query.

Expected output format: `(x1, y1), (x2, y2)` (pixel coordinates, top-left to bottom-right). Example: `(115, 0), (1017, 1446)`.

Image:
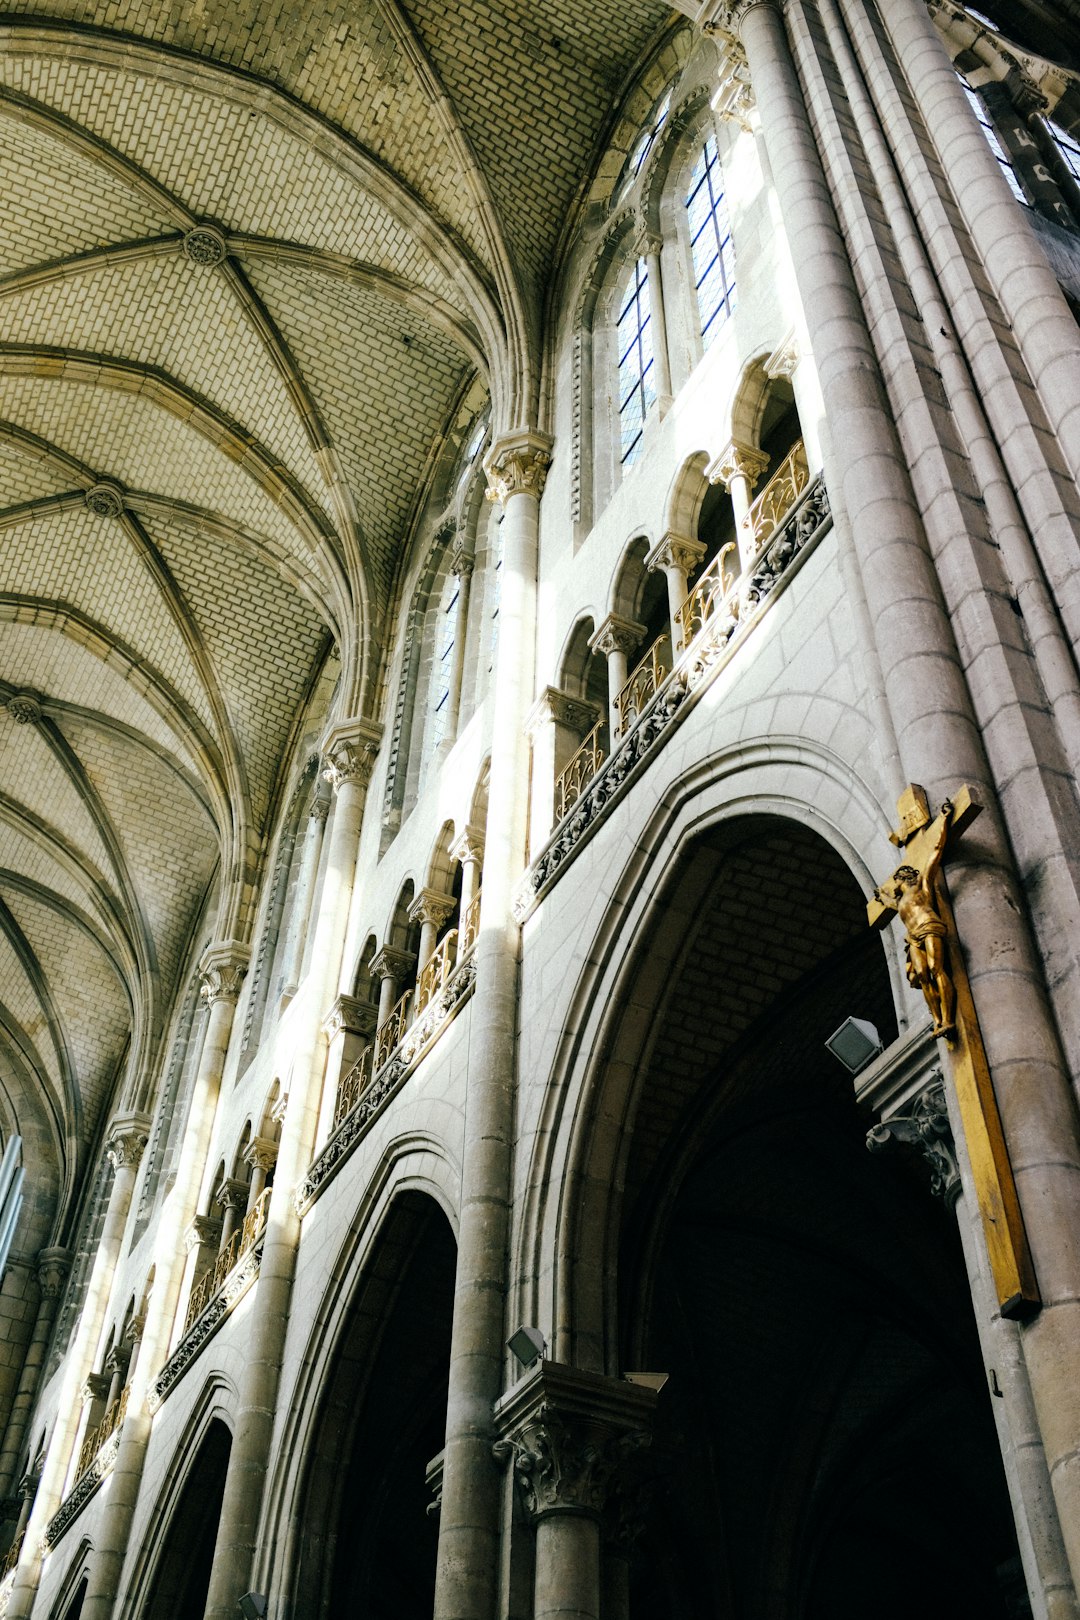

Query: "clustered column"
(0, 1247), (69, 1502)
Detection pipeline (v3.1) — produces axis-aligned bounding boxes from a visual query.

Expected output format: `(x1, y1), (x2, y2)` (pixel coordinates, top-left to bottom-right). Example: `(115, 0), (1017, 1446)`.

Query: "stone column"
(0, 1247), (69, 1500)
(243, 1139), (278, 1211)
(174, 1215), (221, 1344)
(214, 1179), (248, 1251)
(526, 689), (604, 846)
(645, 534), (706, 651)
(433, 430), (551, 1620)
(705, 439), (769, 571)
(7, 1115), (148, 1619)
(278, 786), (330, 1004)
(410, 890), (457, 979)
(202, 720), (382, 1620)
(636, 227), (673, 413)
(868, 1076), (1077, 1620)
(588, 615), (645, 738)
(315, 996), (378, 1146)
(450, 826), (485, 962)
(74, 944), (247, 1620)
(716, 0), (1080, 1596)
(371, 945), (415, 1031)
(102, 1346), (125, 1413)
(446, 544), (476, 742)
(493, 1362), (657, 1620)
(12, 1469), (35, 1542)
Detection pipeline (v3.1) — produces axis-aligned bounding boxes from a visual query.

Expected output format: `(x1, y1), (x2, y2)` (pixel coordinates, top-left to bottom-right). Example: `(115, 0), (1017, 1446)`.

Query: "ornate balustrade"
(746, 440), (808, 555)
(614, 633), (672, 736)
(555, 722), (606, 821)
(147, 1188), (271, 1415)
(0, 1531), (23, 1583)
(41, 1385), (131, 1551)
(520, 472), (832, 918)
(183, 1188), (271, 1335)
(300, 895), (484, 1214)
(675, 542), (739, 649)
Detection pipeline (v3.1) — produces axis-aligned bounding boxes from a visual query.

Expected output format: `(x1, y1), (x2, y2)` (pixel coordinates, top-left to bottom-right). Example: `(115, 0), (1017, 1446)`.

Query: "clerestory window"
(431, 570), (459, 751)
(960, 77), (1026, 204)
(617, 258), (655, 467)
(1050, 119), (1080, 190)
(686, 135), (737, 347)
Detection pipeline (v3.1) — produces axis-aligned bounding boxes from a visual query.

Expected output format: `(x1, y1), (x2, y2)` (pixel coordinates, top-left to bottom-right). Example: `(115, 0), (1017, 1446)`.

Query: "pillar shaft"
(202, 722), (379, 1620)
(737, 0), (1080, 1593)
(433, 431), (550, 1620)
(535, 1515), (601, 1620)
(278, 792), (329, 1001)
(0, 1250), (68, 1500)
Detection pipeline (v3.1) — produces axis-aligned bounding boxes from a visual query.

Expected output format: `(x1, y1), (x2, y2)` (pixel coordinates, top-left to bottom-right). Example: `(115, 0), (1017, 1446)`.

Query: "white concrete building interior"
(0, 0), (1079, 1616)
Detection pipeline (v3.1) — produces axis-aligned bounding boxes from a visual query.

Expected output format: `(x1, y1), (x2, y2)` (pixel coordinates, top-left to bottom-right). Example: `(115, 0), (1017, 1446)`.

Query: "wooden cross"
(868, 784), (1039, 1320)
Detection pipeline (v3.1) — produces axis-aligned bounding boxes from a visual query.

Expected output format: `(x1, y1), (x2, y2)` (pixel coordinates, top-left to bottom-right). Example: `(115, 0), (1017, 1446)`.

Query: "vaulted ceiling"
(0, 0), (675, 1244)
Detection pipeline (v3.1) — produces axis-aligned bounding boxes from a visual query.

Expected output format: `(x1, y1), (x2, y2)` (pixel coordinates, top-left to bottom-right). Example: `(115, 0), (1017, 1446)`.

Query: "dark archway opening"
(608, 817), (1025, 1619)
(143, 1418), (231, 1619)
(55, 1575), (87, 1620)
(295, 1191), (457, 1619)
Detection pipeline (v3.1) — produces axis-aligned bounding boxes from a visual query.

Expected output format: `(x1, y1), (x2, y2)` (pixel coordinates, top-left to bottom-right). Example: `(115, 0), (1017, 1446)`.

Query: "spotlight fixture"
(507, 1325), (546, 1368)
(824, 1017), (883, 1076)
(624, 1372), (669, 1392)
(238, 1596), (268, 1620)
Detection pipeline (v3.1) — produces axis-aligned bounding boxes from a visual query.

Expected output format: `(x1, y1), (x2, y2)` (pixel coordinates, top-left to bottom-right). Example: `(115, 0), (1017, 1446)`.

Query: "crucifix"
(868, 784), (1040, 1320)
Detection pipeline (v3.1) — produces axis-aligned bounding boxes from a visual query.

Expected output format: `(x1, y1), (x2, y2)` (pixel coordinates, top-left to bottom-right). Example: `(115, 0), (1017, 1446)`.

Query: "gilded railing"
(416, 930), (458, 1015)
(459, 890), (481, 958)
(183, 1187), (271, 1335)
(0, 1532), (23, 1581)
(334, 1046), (373, 1130)
(375, 989), (411, 1070)
(555, 722), (606, 821)
(675, 542), (739, 649)
(75, 1385), (129, 1483)
(614, 633), (671, 736)
(746, 440), (808, 555)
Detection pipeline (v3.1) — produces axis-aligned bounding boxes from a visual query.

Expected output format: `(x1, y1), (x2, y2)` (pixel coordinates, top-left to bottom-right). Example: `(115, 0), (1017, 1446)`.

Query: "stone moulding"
(514, 475), (832, 922)
(295, 956), (477, 1214)
(146, 1240), (264, 1414)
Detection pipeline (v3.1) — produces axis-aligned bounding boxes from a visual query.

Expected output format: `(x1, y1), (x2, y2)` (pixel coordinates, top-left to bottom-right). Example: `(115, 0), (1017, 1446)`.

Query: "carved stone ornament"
(409, 889), (457, 931)
(82, 1372), (110, 1405)
(866, 1078), (960, 1206)
(526, 687), (602, 739)
(483, 431), (553, 507)
(182, 224), (227, 265)
(632, 221), (663, 259)
(213, 1177), (249, 1213)
(589, 613), (646, 661)
(712, 37), (756, 130)
(321, 716), (382, 792)
(765, 331), (799, 380)
(84, 482), (125, 518)
(198, 942), (250, 1007)
(35, 1246), (70, 1301)
(307, 786), (331, 824)
(123, 1312), (146, 1347)
(700, 0), (777, 39)
(449, 542), (475, 580)
(449, 824), (485, 869)
(244, 1135), (279, 1176)
(492, 1362), (657, 1523)
(646, 532), (707, 579)
(185, 1214), (222, 1253)
(370, 945), (416, 983)
(105, 1114), (151, 1172)
(705, 439), (770, 491)
(6, 692), (42, 726)
(321, 994), (378, 1042)
(104, 1345), (126, 1378)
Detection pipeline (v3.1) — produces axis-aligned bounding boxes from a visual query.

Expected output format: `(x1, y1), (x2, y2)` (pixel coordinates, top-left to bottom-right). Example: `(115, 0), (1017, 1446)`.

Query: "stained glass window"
(617, 259), (655, 466)
(686, 136), (737, 347)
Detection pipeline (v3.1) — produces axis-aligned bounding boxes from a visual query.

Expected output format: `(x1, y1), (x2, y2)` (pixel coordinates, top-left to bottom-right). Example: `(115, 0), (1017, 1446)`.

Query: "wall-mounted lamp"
(238, 1595), (268, 1620)
(824, 1017), (882, 1076)
(507, 1325), (546, 1368)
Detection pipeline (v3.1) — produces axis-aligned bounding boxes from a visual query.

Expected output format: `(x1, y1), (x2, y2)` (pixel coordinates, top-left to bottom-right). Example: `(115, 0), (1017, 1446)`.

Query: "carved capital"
(589, 614), (646, 661)
(765, 331), (799, 379)
(866, 1077), (960, 1207)
(711, 36), (756, 130)
(186, 1214), (222, 1253)
(198, 941), (250, 1007)
(103, 1346), (126, 1378)
(526, 687), (602, 738)
(370, 946), (416, 984)
(244, 1136), (279, 1176)
(105, 1113), (151, 1172)
(6, 692), (42, 725)
(493, 1362), (656, 1522)
(645, 532), (707, 579)
(307, 785), (331, 824)
(321, 993), (378, 1042)
(449, 824), (485, 869)
(322, 716), (382, 792)
(632, 222), (663, 259)
(701, 0), (781, 40)
(409, 889), (457, 931)
(706, 439), (770, 491)
(82, 1372), (110, 1405)
(16, 1472), (36, 1504)
(35, 1246), (70, 1301)
(214, 1177), (249, 1213)
(123, 1313), (146, 1347)
(449, 543), (475, 580)
(484, 431), (553, 507)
